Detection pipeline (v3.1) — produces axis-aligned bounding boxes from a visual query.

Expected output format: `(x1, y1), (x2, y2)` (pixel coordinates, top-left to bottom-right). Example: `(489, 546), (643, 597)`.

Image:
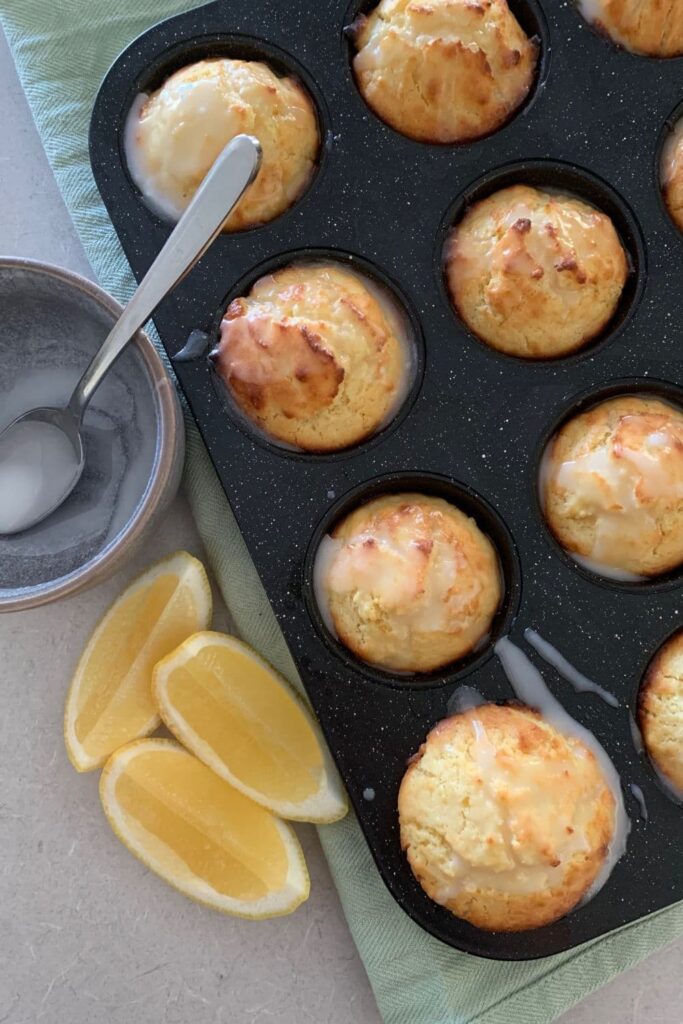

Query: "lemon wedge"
(100, 739), (309, 918)
(152, 631), (347, 823)
(64, 551), (212, 771)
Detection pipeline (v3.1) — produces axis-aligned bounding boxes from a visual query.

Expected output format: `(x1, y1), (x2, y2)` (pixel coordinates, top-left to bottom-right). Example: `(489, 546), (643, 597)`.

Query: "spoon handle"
(68, 134), (262, 418)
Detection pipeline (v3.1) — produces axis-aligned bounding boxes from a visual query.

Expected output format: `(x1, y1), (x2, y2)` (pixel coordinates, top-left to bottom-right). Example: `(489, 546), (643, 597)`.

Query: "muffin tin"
(90, 0), (683, 959)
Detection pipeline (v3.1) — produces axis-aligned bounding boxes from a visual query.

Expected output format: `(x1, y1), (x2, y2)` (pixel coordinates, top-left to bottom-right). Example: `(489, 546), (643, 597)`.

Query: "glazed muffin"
(316, 493), (501, 672)
(639, 632), (683, 796)
(125, 58), (319, 231)
(542, 395), (683, 579)
(211, 263), (411, 451)
(351, 0), (537, 144)
(446, 185), (629, 359)
(578, 0), (683, 57)
(661, 118), (683, 233)
(399, 704), (616, 931)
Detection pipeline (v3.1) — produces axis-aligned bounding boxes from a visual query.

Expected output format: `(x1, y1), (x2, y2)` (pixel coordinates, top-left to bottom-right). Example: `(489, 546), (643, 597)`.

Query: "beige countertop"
(1, 24), (681, 1024)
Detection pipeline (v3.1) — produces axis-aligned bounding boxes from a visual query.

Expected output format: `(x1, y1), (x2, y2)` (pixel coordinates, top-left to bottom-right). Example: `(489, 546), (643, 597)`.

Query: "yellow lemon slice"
(100, 739), (309, 918)
(153, 631), (347, 823)
(65, 551), (212, 771)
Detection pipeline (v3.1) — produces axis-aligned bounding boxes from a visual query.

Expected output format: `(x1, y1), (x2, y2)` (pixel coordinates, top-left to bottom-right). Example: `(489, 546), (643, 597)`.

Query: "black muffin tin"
(90, 0), (683, 960)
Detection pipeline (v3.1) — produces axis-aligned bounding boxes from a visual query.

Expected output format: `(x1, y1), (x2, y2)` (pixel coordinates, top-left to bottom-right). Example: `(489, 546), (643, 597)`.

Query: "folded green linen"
(2, 3), (682, 1021)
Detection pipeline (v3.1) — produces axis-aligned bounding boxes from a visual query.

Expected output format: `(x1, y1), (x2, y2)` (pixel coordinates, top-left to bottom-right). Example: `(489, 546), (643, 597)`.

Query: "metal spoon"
(0, 134), (261, 536)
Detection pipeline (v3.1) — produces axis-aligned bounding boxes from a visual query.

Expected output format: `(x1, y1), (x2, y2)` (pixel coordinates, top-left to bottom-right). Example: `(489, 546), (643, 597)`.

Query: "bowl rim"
(0, 255), (184, 612)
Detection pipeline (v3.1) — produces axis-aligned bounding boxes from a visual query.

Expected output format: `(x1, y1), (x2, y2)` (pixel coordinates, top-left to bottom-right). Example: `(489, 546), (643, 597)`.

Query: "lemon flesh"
(64, 551), (212, 771)
(100, 739), (309, 917)
(153, 631), (347, 822)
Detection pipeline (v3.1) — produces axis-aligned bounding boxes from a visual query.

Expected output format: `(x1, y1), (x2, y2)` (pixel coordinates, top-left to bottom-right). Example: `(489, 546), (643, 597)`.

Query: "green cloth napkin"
(2, 2), (682, 1020)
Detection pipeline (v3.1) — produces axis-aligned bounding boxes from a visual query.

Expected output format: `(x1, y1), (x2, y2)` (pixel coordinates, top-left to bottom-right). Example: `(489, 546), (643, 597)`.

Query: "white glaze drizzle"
(628, 711), (645, 755)
(537, 444), (646, 583)
(571, 553), (645, 584)
(494, 637), (630, 903)
(446, 684), (486, 717)
(524, 628), (620, 707)
(124, 93), (183, 222)
(629, 783), (649, 822)
(312, 535), (342, 636)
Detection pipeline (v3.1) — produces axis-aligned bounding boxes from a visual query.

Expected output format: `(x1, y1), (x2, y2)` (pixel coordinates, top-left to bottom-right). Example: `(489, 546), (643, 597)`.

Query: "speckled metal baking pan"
(90, 0), (683, 960)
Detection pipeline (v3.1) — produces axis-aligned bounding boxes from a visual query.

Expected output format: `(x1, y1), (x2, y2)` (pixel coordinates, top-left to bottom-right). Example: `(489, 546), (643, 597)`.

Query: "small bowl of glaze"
(0, 257), (184, 611)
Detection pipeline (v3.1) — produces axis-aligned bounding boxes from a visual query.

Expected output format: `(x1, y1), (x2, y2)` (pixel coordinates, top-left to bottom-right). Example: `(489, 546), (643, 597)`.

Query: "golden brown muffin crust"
(639, 631), (683, 795)
(446, 184), (629, 359)
(662, 119), (683, 234)
(543, 396), (683, 578)
(580, 0), (683, 57)
(352, 0), (537, 143)
(127, 58), (319, 231)
(399, 704), (615, 931)
(212, 263), (409, 451)
(322, 493), (502, 672)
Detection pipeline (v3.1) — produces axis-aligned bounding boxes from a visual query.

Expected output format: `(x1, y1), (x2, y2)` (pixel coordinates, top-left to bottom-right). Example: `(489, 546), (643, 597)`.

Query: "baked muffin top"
(639, 631), (683, 796)
(542, 396), (683, 579)
(661, 119), (683, 234)
(212, 263), (411, 451)
(319, 493), (501, 672)
(399, 703), (616, 931)
(579, 0), (683, 57)
(352, 0), (537, 143)
(446, 184), (629, 359)
(126, 58), (319, 231)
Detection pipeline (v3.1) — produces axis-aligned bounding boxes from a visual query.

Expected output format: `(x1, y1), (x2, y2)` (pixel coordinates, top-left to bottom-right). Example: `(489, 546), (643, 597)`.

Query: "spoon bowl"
(0, 407), (84, 535)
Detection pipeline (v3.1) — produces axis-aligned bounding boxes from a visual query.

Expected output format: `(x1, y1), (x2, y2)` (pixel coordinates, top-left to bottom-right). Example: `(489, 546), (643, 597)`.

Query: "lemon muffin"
(446, 184), (629, 358)
(125, 58), (319, 231)
(317, 493), (501, 672)
(211, 263), (411, 451)
(578, 0), (683, 57)
(661, 118), (683, 233)
(639, 632), (683, 796)
(399, 703), (616, 931)
(542, 395), (683, 579)
(351, 0), (537, 144)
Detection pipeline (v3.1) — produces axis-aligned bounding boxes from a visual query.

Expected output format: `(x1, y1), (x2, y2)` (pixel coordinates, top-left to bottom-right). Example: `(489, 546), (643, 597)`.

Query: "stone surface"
(1, 21), (681, 1024)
